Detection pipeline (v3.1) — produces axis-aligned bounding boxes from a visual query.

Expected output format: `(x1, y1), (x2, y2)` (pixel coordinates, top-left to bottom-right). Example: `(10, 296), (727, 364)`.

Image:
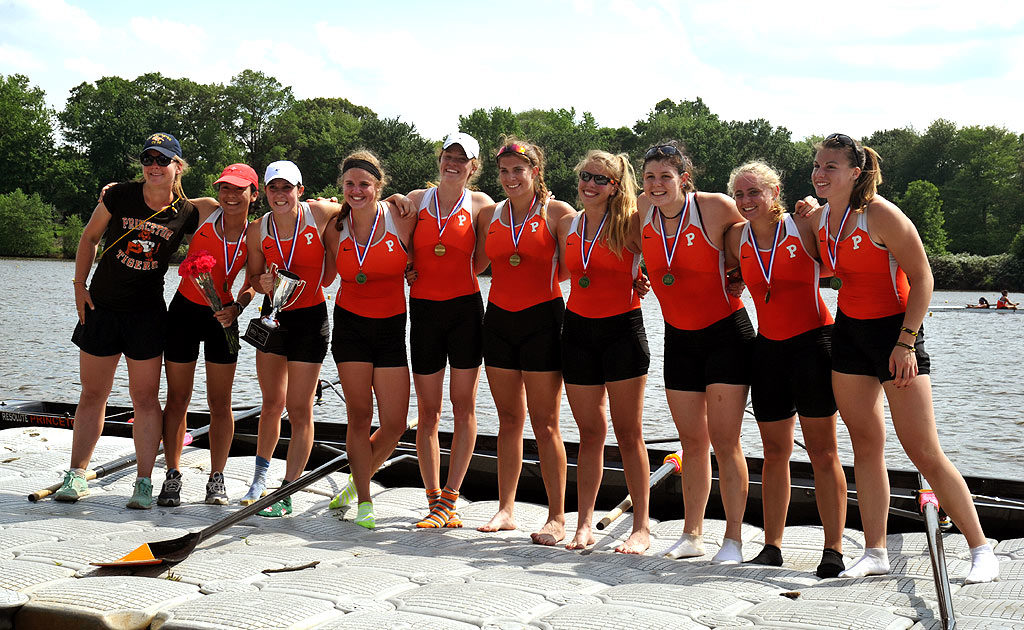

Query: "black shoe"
(816, 548), (845, 578)
(157, 469), (182, 507)
(748, 544), (783, 567)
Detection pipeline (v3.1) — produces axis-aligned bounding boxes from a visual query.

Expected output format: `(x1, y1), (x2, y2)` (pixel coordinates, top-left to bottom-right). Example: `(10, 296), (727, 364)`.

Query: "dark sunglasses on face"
(579, 171), (616, 186)
(140, 154), (174, 167)
(644, 144), (681, 160)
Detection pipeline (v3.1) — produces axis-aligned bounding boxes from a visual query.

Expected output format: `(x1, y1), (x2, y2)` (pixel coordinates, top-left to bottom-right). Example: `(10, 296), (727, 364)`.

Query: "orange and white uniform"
(178, 207), (247, 305)
(335, 202), (408, 318)
(257, 202), (326, 310)
(410, 187), (479, 301)
(484, 199), (561, 311)
(564, 213), (641, 318)
(740, 215), (833, 341)
(641, 193), (744, 330)
(817, 205), (910, 319)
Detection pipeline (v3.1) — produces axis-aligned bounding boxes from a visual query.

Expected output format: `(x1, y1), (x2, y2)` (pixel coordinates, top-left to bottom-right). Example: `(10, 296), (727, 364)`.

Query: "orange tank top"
(335, 202), (408, 318)
(817, 205), (909, 319)
(178, 208), (247, 306)
(565, 212), (640, 317)
(739, 215), (833, 340)
(410, 187), (479, 301)
(641, 193), (744, 330)
(484, 199), (562, 311)
(258, 202), (325, 310)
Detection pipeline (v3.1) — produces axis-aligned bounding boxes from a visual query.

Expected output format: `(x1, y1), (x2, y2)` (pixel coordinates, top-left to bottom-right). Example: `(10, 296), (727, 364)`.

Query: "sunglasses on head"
(140, 153), (174, 167)
(579, 171), (616, 186)
(824, 133), (865, 166)
(644, 144), (682, 161)
(496, 143), (530, 160)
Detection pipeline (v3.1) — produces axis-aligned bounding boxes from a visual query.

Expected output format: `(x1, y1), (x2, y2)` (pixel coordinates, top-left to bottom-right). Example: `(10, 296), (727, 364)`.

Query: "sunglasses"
(496, 143), (530, 160)
(140, 153), (174, 167)
(579, 171), (616, 186)
(823, 133), (866, 166)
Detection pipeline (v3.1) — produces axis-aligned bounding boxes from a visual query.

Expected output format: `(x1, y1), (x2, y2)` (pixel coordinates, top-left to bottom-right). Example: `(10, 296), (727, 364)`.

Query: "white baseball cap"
(264, 160), (302, 186)
(442, 132), (480, 160)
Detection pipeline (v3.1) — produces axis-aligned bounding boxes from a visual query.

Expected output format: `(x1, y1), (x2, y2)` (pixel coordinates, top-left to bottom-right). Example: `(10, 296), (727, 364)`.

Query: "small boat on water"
(928, 305), (1022, 314)
(3, 398), (1023, 540)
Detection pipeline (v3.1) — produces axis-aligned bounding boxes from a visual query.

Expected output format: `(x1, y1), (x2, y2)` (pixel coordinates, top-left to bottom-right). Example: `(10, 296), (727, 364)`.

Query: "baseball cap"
(214, 163), (259, 191)
(140, 133), (182, 159)
(442, 132), (480, 160)
(264, 161), (302, 186)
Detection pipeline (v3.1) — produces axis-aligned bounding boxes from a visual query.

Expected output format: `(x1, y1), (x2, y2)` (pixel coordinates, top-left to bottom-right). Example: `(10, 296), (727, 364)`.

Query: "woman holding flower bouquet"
(156, 163), (260, 507)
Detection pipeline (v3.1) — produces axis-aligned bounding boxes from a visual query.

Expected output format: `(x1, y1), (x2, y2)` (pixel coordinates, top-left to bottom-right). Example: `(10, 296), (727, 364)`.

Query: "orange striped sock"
(417, 487), (458, 528)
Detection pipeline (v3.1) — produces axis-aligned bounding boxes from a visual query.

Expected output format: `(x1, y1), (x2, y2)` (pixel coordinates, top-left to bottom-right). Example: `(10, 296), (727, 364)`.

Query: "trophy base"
(242, 318), (282, 352)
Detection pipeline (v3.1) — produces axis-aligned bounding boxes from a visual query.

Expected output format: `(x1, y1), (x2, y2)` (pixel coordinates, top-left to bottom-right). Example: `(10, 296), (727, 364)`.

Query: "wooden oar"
(93, 450), (351, 567)
(918, 473), (956, 630)
(596, 450), (683, 530)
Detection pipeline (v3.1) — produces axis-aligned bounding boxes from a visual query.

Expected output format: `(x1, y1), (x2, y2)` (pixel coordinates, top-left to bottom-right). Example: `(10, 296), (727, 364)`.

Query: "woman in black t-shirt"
(57, 132), (198, 510)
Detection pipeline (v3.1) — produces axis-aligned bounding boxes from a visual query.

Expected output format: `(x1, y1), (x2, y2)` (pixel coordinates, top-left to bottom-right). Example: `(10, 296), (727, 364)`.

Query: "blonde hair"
(436, 144), (482, 189)
(495, 136), (549, 217)
(336, 149), (388, 225)
(814, 135), (882, 213)
(574, 150), (638, 259)
(136, 156), (189, 204)
(727, 160), (785, 223)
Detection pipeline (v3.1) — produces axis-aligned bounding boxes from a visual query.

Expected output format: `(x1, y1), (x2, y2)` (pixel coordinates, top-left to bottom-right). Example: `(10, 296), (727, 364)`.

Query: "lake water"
(1, 258), (1021, 480)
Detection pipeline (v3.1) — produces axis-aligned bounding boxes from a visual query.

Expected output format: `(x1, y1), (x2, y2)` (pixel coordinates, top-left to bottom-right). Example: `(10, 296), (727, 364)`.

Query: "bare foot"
(477, 509), (517, 532)
(565, 524), (595, 550)
(615, 529), (650, 555)
(530, 518), (566, 546)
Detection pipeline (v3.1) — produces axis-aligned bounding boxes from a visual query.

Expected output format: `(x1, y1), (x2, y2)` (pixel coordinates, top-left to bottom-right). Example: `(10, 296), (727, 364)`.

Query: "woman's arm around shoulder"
(189, 196), (219, 221)
(696, 191), (744, 249)
(724, 221), (744, 266)
(307, 199), (342, 235)
(793, 210), (824, 264)
(387, 199), (417, 248)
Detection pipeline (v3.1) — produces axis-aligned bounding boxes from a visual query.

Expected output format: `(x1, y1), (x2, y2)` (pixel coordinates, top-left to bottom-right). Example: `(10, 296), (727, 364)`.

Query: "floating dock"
(1, 426), (1022, 629)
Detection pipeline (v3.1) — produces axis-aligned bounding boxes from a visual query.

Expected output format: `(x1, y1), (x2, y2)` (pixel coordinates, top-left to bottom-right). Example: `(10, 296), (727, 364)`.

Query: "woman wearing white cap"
(377, 132), (495, 527)
(241, 160), (340, 516)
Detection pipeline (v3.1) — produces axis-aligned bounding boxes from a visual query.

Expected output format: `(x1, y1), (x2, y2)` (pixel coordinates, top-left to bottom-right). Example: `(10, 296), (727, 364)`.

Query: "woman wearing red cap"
(155, 163), (260, 508)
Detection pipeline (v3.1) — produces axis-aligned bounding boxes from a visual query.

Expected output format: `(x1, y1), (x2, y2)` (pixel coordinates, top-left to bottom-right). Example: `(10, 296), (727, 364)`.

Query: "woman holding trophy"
(324, 150), (417, 529)
(241, 160), (339, 516)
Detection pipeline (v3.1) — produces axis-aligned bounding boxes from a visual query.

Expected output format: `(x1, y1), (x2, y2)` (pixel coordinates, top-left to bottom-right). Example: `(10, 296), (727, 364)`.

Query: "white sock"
(71, 468), (87, 477)
(711, 538), (743, 564)
(665, 533), (705, 559)
(965, 544), (1000, 584)
(839, 547), (890, 578)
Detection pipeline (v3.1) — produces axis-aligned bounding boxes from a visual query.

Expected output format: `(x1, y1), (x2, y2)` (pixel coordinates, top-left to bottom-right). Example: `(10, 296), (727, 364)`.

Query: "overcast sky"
(2, 0), (1023, 142)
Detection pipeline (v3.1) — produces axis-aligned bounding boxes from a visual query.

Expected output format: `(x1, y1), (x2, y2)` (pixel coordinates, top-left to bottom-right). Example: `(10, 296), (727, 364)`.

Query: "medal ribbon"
(657, 194), (689, 269)
(269, 206), (301, 271)
(435, 187), (467, 244)
(748, 220), (782, 292)
(508, 194), (537, 252)
(353, 202), (383, 271)
(220, 209), (247, 279)
(825, 204), (852, 272)
(579, 211), (609, 274)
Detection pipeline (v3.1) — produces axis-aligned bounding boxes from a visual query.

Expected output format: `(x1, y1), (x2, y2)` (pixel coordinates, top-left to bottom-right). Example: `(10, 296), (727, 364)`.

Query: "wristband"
(231, 301), (245, 313)
(895, 341), (915, 351)
(71, 279), (85, 285)
(900, 326), (919, 337)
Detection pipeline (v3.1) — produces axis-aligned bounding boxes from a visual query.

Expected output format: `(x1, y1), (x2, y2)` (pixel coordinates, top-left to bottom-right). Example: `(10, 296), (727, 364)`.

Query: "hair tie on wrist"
(895, 341), (915, 351)
(900, 326), (919, 337)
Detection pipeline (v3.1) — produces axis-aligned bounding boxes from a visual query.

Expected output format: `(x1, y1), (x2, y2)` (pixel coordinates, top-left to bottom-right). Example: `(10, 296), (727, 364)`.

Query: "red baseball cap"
(214, 163), (259, 191)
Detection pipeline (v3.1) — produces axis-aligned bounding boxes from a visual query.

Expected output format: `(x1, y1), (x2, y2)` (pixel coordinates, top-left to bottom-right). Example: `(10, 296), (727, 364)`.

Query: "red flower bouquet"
(179, 250), (239, 353)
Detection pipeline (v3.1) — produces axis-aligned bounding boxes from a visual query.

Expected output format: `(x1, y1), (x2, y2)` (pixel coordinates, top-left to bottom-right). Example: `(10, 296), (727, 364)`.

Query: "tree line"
(1, 70), (1022, 287)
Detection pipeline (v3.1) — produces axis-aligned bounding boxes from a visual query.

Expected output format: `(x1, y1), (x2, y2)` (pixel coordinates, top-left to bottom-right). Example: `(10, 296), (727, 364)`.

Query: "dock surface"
(1, 426), (1022, 630)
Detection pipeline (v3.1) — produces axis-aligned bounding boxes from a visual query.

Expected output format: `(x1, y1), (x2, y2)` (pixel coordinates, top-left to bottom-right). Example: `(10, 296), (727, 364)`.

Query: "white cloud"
(1, 0), (101, 44)
(0, 43), (45, 72)
(62, 56), (105, 80)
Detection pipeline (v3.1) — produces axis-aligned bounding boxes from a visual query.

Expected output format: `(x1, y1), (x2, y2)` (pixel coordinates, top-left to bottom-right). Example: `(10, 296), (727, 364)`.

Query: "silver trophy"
(242, 269), (306, 351)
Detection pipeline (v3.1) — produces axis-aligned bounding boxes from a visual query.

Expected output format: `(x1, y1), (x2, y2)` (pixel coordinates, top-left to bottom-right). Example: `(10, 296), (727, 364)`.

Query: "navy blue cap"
(140, 133), (182, 159)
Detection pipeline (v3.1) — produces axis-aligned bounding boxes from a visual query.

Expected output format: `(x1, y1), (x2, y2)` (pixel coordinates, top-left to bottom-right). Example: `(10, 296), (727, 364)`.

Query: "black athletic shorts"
(832, 309), (931, 382)
(483, 298), (564, 372)
(561, 308), (649, 386)
(751, 325), (837, 422)
(251, 299), (329, 363)
(72, 302), (166, 361)
(331, 305), (408, 368)
(663, 308), (756, 392)
(164, 291), (239, 365)
(409, 292), (484, 375)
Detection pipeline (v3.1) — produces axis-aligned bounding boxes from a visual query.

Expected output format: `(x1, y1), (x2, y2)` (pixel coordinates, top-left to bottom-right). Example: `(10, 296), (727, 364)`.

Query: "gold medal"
(764, 288), (771, 304)
(662, 273), (675, 286)
(578, 275), (590, 288)
(434, 243), (446, 256)
(830, 277), (842, 290)
(356, 271), (368, 285)
(509, 253), (522, 267)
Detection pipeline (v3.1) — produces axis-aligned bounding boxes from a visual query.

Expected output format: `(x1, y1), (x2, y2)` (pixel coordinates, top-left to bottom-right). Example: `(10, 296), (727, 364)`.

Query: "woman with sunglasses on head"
(723, 161), (847, 577)
(557, 151), (651, 553)
(813, 133), (998, 582)
(241, 160), (339, 517)
(474, 138), (575, 543)
(155, 164), (260, 508)
(640, 141), (754, 564)
(376, 133), (495, 528)
(323, 150), (417, 529)
(58, 133), (199, 508)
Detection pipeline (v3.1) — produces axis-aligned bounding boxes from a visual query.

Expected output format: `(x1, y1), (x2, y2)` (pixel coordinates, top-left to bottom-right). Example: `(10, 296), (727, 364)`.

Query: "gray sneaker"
(205, 472), (228, 505)
(54, 470), (89, 502)
(157, 469), (182, 507)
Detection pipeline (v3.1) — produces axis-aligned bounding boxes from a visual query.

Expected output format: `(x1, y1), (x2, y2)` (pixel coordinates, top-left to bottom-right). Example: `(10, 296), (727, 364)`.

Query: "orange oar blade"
(91, 543), (162, 567)
(91, 531), (201, 567)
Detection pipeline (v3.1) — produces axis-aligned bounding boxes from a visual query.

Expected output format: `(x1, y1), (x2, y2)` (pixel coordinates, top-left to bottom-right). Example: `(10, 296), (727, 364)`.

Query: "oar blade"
(91, 532), (201, 567)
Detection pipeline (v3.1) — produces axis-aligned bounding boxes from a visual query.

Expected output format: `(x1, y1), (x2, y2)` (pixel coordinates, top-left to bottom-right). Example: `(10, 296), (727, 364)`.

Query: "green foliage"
(225, 70), (294, 170)
(898, 180), (949, 255)
(1010, 225), (1024, 260)
(355, 117), (436, 198)
(0, 189), (58, 256)
(61, 214), (83, 258)
(929, 253), (1024, 290)
(0, 74), (55, 197)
